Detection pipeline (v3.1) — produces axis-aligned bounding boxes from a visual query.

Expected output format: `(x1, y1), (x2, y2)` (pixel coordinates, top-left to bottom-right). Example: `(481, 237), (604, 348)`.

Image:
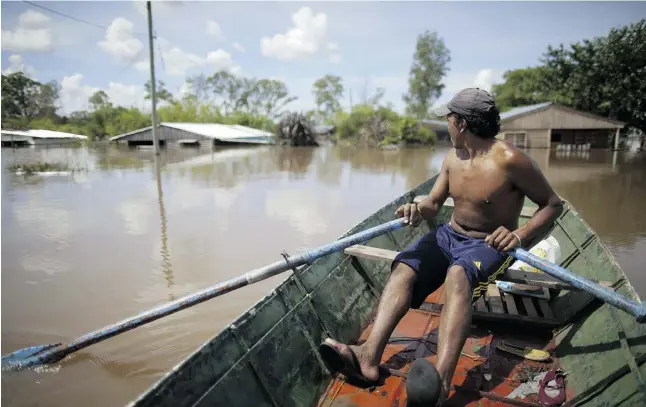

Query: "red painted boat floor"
(316, 286), (563, 407)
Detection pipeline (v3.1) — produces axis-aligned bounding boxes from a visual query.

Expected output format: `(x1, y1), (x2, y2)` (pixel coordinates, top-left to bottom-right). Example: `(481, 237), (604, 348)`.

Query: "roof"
(0, 129), (88, 139)
(499, 102), (553, 121)
(109, 122), (274, 142)
(421, 120), (449, 128)
(499, 102), (625, 126)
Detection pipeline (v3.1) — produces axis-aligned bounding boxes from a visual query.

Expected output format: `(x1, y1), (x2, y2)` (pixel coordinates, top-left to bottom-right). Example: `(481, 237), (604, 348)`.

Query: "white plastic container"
(508, 235), (561, 274)
(496, 236), (562, 300)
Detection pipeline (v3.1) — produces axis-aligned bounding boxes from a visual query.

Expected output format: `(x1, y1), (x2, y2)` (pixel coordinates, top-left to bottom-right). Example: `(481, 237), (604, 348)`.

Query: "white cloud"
(2, 54), (36, 77)
(59, 73), (145, 114)
(60, 74), (99, 114)
(98, 18), (145, 64)
(2, 10), (54, 52)
(105, 82), (146, 108)
(232, 41), (246, 53)
(260, 7), (339, 61)
(162, 47), (239, 76)
(206, 20), (225, 41)
(433, 68), (503, 107)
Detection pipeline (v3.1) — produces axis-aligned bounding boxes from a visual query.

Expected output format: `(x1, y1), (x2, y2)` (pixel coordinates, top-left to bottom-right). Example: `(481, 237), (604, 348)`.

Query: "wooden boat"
(127, 175), (646, 407)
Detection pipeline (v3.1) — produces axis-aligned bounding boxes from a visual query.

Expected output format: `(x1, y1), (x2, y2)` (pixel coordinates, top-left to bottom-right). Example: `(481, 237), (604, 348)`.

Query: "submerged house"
(497, 102), (625, 149)
(109, 122), (274, 147)
(421, 120), (449, 141)
(1, 129), (88, 147)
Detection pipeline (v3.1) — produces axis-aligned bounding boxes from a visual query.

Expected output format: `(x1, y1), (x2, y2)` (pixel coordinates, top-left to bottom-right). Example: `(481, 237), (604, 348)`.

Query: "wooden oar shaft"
(511, 248), (646, 322)
(2, 218), (407, 371)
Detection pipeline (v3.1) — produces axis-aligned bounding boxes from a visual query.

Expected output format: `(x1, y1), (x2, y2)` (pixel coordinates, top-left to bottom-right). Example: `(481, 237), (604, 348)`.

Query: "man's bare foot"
(322, 338), (380, 382)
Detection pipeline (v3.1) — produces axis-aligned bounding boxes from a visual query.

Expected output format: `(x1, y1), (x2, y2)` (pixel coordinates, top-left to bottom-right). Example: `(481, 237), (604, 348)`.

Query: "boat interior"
(316, 196), (642, 407)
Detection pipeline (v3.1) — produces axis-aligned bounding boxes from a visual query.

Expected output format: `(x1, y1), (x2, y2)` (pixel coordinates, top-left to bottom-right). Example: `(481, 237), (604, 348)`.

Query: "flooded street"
(2, 143), (645, 407)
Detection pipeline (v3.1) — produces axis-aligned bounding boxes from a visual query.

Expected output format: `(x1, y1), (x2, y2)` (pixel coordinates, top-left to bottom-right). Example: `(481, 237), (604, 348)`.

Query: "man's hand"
(485, 226), (522, 252)
(395, 203), (423, 227)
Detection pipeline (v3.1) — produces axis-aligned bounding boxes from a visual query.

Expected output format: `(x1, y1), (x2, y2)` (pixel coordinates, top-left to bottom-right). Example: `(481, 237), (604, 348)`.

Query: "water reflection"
(154, 156), (174, 300)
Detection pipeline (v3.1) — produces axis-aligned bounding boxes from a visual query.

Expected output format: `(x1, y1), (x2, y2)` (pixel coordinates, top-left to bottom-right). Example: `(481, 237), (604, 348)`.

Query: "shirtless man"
(320, 88), (564, 404)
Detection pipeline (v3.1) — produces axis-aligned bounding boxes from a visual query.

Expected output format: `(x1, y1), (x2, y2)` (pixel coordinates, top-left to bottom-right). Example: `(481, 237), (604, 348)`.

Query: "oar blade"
(1, 343), (60, 371)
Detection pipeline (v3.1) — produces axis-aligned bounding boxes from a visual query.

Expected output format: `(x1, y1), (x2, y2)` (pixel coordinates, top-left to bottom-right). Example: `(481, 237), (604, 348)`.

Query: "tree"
(89, 90), (111, 111)
(207, 71), (245, 114)
(403, 30), (451, 119)
(312, 74), (344, 121)
(244, 78), (297, 118)
(1, 72), (60, 126)
(144, 80), (175, 105)
(491, 67), (554, 112)
(541, 19), (646, 133)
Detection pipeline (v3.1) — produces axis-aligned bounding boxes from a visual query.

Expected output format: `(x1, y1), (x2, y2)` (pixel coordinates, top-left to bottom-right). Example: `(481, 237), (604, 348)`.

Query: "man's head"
(433, 88), (501, 149)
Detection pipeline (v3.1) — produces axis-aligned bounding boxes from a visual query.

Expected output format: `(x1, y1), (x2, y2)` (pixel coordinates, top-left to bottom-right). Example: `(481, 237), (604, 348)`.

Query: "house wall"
(116, 126), (214, 144)
(500, 129), (550, 148)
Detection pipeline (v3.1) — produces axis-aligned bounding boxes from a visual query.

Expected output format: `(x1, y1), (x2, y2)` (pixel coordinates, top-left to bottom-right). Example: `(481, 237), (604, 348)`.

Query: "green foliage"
(403, 30), (451, 119)
(2, 72), (59, 124)
(185, 71), (297, 118)
(8, 162), (69, 175)
(491, 67), (555, 112)
(493, 19), (646, 133)
(312, 74), (344, 122)
(335, 104), (436, 147)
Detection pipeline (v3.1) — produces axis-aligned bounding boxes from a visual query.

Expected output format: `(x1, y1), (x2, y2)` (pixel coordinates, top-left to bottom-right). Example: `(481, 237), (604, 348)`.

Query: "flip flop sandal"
(405, 358), (442, 407)
(496, 341), (551, 362)
(318, 341), (379, 387)
(539, 369), (566, 406)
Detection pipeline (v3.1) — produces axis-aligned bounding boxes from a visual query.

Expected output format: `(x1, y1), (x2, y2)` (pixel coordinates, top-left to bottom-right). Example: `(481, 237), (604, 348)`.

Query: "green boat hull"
(127, 175), (646, 407)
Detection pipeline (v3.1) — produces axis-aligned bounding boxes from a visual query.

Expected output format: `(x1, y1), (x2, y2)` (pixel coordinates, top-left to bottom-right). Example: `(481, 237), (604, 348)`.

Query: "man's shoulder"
(493, 139), (533, 170)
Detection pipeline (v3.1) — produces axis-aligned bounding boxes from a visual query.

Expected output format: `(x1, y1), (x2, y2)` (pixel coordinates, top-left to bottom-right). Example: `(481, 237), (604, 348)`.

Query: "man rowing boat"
(319, 88), (564, 405)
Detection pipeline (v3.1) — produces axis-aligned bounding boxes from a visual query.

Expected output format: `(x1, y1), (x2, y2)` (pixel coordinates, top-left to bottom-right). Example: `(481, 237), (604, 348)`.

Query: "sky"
(2, 1), (645, 117)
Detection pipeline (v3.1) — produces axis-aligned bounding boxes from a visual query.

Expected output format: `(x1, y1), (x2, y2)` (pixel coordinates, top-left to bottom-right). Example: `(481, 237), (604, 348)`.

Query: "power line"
(21, 0), (153, 39)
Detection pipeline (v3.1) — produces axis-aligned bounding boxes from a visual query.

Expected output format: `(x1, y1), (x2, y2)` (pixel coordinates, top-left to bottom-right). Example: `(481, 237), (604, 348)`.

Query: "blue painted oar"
(2, 218), (408, 372)
(510, 248), (646, 322)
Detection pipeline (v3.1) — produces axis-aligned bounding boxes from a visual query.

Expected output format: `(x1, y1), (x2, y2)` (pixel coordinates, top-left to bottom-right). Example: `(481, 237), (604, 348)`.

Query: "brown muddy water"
(2, 143), (645, 407)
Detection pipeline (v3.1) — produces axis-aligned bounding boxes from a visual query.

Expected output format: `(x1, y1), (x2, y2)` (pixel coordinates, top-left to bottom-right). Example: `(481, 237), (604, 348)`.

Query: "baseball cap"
(432, 88), (496, 118)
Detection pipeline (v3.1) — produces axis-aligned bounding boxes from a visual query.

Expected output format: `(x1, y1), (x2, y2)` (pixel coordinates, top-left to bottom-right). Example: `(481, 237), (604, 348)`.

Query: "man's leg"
(323, 261), (417, 382)
(434, 265), (473, 400)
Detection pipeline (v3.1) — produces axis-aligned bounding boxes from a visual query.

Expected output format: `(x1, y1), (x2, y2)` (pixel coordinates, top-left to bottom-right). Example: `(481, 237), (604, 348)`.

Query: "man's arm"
(396, 153), (451, 226)
(418, 154), (451, 220)
(507, 151), (564, 245)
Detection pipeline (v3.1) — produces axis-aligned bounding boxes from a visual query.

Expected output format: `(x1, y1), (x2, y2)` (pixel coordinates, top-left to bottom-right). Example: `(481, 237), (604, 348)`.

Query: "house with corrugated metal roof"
(497, 102), (625, 150)
(108, 122), (274, 147)
(1, 129), (88, 147)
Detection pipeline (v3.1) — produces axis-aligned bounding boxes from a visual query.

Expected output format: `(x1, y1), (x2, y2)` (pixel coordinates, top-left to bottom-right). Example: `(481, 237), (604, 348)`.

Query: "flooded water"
(2, 143), (645, 407)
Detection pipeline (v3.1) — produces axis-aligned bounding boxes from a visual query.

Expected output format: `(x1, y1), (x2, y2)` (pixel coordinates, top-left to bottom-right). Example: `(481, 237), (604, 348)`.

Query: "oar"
(2, 218), (408, 372)
(509, 248), (646, 322)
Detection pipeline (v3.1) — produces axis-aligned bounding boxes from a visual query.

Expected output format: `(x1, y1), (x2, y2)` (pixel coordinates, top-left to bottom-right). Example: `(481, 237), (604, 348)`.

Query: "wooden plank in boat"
(474, 296), (487, 312)
(344, 245), (397, 262)
(538, 299), (555, 319)
(486, 284), (505, 314)
(413, 196), (537, 218)
(345, 245), (578, 291)
(522, 297), (539, 317)
(420, 302), (559, 328)
(502, 292), (519, 315)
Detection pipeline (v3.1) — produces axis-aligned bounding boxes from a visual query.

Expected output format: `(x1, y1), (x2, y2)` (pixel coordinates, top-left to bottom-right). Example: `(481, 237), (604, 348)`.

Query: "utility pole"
(146, 1), (159, 155)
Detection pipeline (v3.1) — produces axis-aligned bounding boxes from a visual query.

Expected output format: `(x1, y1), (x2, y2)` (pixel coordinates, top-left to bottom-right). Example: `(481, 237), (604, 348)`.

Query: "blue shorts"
(393, 223), (513, 308)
